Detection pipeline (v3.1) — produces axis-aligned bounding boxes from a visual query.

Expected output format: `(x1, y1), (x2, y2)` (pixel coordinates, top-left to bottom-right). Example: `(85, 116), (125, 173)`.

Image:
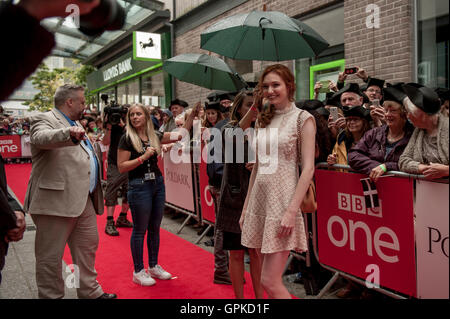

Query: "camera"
(103, 102), (127, 125)
(79, 0), (126, 37)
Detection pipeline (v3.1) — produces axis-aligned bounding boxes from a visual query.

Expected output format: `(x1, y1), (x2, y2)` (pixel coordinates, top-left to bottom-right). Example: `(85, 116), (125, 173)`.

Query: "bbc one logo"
(0, 139), (19, 153)
(327, 192), (401, 264)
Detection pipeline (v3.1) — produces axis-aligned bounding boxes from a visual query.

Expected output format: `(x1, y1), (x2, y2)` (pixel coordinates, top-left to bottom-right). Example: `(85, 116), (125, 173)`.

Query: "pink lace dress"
(241, 103), (312, 254)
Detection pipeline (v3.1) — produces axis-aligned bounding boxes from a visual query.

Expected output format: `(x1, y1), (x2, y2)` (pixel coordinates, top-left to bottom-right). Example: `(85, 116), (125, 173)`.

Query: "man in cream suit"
(24, 84), (116, 299)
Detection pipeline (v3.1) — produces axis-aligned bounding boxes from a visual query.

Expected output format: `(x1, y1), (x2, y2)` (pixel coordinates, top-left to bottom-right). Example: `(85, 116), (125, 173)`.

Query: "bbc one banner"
(415, 180), (449, 299)
(0, 135), (22, 158)
(315, 169), (416, 297)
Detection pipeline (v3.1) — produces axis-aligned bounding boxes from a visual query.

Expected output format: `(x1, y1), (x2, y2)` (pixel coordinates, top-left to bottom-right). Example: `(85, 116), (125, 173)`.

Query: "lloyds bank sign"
(103, 58), (133, 81)
(87, 51), (161, 91)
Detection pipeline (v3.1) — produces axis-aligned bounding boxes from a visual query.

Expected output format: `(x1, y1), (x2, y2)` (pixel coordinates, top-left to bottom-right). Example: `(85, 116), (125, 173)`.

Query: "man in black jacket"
(0, 154), (26, 284)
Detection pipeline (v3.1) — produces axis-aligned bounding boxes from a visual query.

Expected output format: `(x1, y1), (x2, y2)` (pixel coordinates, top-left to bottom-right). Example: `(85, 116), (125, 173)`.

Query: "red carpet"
(4, 163), (31, 204)
(5, 163), (265, 299)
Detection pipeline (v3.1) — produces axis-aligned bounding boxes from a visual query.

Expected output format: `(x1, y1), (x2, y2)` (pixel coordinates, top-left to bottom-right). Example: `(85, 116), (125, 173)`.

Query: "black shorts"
(222, 231), (246, 251)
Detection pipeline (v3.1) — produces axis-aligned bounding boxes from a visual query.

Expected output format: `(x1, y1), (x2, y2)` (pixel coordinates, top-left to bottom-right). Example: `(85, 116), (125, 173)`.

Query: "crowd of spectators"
(0, 109), (30, 137)
(1, 65), (448, 299)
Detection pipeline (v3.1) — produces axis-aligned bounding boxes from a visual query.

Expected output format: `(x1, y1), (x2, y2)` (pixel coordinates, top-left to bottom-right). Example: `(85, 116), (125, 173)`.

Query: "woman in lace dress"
(239, 64), (316, 299)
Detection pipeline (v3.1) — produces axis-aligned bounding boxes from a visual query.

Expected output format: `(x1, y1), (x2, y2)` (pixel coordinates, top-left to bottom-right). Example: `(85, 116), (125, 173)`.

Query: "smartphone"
(344, 67), (358, 75)
(319, 80), (330, 93)
(372, 99), (381, 108)
(329, 106), (339, 122)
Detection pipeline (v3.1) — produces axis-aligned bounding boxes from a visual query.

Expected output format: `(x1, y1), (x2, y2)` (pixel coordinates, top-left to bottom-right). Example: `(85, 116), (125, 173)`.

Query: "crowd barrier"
(0, 134), (31, 159)
(312, 163), (448, 299)
(9, 132), (446, 299)
(156, 145), (449, 299)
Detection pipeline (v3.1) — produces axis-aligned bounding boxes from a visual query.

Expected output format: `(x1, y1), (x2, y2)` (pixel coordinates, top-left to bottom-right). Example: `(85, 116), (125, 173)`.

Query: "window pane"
(117, 78), (140, 105)
(142, 71), (165, 108)
(417, 0), (449, 88)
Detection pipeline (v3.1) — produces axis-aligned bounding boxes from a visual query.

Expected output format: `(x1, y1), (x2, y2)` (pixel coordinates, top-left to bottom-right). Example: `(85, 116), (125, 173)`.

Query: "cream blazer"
(24, 109), (104, 217)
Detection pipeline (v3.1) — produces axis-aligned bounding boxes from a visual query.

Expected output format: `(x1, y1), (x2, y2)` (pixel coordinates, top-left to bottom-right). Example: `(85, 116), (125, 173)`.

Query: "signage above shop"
(86, 50), (161, 91)
(103, 57), (133, 82)
(133, 31), (162, 61)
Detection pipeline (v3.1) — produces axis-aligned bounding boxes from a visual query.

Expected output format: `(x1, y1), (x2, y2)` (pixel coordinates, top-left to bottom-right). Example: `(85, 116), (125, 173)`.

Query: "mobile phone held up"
(319, 80), (330, 93)
(344, 67), (358, 75)
(329, 106), (339, 122)
(372, 99), (381, 108)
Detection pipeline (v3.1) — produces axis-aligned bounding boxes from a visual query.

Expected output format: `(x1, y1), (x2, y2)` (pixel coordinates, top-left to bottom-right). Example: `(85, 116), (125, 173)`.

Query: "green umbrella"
(200, 11), (329, 61)
(162, 53), (247, 92)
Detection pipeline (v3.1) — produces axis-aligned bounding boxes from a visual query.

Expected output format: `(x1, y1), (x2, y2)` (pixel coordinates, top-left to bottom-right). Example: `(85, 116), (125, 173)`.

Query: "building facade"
(84, 0), (448, 109)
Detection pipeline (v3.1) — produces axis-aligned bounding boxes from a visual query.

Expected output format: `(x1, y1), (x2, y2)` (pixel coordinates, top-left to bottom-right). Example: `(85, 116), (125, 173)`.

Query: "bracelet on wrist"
(380, 164), (387, 172)
(137, 157), (143, 165)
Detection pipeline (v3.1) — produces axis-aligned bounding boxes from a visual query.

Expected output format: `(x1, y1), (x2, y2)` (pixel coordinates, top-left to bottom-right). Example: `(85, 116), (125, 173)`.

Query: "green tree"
(24, 59), (96, 112)
(73, 59), (97, 105)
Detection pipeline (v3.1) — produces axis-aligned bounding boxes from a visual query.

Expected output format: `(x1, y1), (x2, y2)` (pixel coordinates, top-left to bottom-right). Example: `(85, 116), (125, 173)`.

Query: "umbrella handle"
(258, 17), (272, 27)
(259, 17), (272, 40)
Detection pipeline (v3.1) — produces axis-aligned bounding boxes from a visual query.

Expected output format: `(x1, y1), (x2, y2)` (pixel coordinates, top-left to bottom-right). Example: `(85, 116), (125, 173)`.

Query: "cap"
(218, 92), (236, 102)
(207, 90), (229, 102)
(246, 81), (258, 89)
(205, 100), (222, 111)
(332, 83), (363, 100)
(162, 109), (173, 118)
(362, 92), (370, 104)
(324, 92), (341, 108)
(302, 99), (324, 111)
(383, 84), (406, 105)
(343, 105), (370, 120)
(170, 99), (188, 108)
(402, 84), (441, 115)
(316, 106), (330, 118)
(366, 77), (385, 90)
(435, 88), (450, 102)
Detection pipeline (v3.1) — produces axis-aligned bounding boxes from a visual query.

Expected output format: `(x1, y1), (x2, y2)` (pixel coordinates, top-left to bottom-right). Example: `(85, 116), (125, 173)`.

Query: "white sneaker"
(148, 264), (172, 280)
(133, 269), (156, 286)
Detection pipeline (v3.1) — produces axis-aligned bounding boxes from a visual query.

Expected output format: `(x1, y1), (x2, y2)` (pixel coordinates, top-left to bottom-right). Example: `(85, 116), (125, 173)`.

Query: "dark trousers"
(128, 176), (166, 273)
(209, 186), (229, 275)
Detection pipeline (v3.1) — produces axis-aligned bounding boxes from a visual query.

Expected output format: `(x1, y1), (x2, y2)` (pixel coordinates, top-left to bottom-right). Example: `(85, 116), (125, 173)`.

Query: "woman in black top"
(118, 103), (180, 286)
(216, 90), (264, 298)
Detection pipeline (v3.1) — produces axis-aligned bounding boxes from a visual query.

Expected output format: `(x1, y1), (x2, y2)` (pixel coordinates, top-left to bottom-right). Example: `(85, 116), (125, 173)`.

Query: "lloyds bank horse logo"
(140, 38), (154, 50)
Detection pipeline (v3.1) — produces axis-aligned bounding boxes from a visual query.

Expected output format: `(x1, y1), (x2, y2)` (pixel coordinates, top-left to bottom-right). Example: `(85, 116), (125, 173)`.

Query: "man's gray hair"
(54, 84), (85, 108)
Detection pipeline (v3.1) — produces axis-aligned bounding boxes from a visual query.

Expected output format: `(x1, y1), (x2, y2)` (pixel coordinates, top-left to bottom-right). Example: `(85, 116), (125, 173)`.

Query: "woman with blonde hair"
(239, 64), (316, 299)
(117, 103), (181, 286)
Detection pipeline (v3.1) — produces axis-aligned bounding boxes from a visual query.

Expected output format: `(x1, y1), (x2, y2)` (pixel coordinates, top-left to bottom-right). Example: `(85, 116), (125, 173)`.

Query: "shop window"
(142, 71), (165, 108)
(294, 6), (344, 100)
(417, 0), (449, 88)
(117, 79), (139, 106)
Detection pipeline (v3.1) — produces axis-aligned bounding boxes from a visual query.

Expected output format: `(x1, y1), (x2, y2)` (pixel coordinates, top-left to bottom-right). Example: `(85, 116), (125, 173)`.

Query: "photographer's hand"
(18, 0), (101, 21)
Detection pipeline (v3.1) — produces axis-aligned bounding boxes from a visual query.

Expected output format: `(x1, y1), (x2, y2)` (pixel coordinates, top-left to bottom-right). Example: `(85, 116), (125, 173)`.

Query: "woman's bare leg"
(260, 250), (291, 299)
(248, 248), (264, 299)
(229, 250), (245, 299)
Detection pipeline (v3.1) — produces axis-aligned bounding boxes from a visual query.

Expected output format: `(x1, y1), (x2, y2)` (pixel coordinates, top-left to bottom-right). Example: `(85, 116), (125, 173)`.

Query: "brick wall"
(173, 0), (337, 106)
(173, 0), (414, 106)
(344, 0), (413, 85)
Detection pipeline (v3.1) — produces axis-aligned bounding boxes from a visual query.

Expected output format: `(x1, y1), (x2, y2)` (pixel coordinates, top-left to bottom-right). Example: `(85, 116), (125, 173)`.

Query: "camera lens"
(79, 0), (126, 37)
